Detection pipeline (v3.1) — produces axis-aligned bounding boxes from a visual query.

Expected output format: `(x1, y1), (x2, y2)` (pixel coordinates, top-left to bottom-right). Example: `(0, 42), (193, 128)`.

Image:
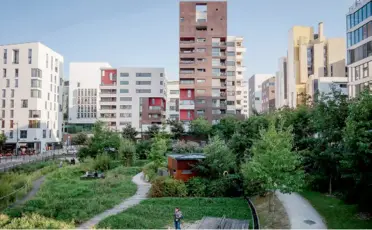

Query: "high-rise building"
(275, 57), (288, 109)
(248, 74), (274, 116)
(179, 0), (228, 125)
(0, 42), (64, 152)
(287, 22), (346, 107)
(242, 80), (249, 118)
(166, 80), (180, 121)
(347, 0), (372, 97)
(261, 77), (276, 114)
(99, 67), (167, 133)
(62, 80), (69, 120)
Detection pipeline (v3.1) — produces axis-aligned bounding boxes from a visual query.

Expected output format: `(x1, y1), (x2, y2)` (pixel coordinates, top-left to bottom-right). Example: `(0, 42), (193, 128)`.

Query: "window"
(170, 90), (179, 94)
(15, 69), (18, 77)
(226, 61), (235, 66)
(3, 49), (7, 64)
(120, 105), (132, 109)
(49, 130), (52, 138)
(46, 54), (48, 68)
(136, 89), (151, 93)
(31, 79), (42, 88)
(28, 49), (32, 64)
(10, 100), (14, 108)
(363, 63), (368, 78)
(10, 110), (13, 118)
(20, 130), (27, 138)
(29, 110), (41, 118)
(197, 110), (205, 116)
(30, 89), (42, 98)
(227, 42), (235, 47)
(196, 89), (206, 95)
(120, 113), (132, 118)
(136, 81), (151, 85)
(21, 99), (28, 108)
(187, 111), (191, 119)
(227, 51), (235, 56)
(14, 79), (17, 88)
(196, 99), (206, 104)
(212, 59), (220, 66)
(196, 48), (206, 53)
(120, 97), (132, 101)
(120, 89), (129, 93)
(160, 81), (163, 85)
(31, 68), (42, 78)
(1, 120), (4, 128)
(9, 130), (13, 139)
(12, 49), (19, 64)
(51, 56), (53, 70)
(1, 89), (5, 97)
(3, 68), (6, 78)
(1, 100), (5, 108)
(187, 89), (192, 97)
(197, 79), (206, 83)
(197, 38), (206, 42)
(28, 120), (40, 128)
(180, 17), (184, 22)
(120, 81), (129, 85)
(136, 73), (152, 77)
(160, 73), (164, 77)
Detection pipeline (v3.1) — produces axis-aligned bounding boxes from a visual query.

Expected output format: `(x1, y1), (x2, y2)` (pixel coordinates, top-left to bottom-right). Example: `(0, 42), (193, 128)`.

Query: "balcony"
(149, 106), (164, 113)
(236, 47), (247, 53)
(180, 49), (195, 55)
(180, 40), (195, 44)
(180, 70), (195, 75)
(179, 100), (195, 110)
(180, 60), (195, 65)
(212, 52), (226, 57)
(212, 42), (227, 47)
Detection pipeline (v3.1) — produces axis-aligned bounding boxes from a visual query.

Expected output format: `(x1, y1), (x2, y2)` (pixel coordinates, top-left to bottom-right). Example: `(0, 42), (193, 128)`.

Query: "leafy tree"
(172, 140), (202, 154)
(195, 136), (236, 179)
(189, 117), (212, 139)
(148, 135), (168, 168)
(167, 119), (184, 139)
(119, 139), (136, 166)
(147, 124), (160, 139)
(71, 132), (88, 145)
(241, 120), (304, 211)
(121, 124), (138, 141)
(212, 116), (239, 140)
(136, 139), (152, 159)
(0, 134), (7, 151)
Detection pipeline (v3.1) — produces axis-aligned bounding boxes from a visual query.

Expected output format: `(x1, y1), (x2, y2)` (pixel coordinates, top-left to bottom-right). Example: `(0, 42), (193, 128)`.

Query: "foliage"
(149, 176), (187, 197)
(0, 133), (7, 150)
(172, 140), (202, 154)
(148, 135), (168, 169)
(90, 153), (113, 171)
(97, 197), (252, 229)
(186, 177), (208, 197)
(189, 117), (212, 139)
(146, 124), (160, 139)
(143, 162), (158, 182)
(71, 132), (88, 145)
(241, 120), (305, 196)
(206, 174), (243, 197)
(0, 213), (74, 229)
(121, 124), (138, 141)
(195, 136), (236, 179)
(212, 116), (239, 141)
(167, 119), (185, 139)
(135, 139), (152, 159)
(119, 139), (136, 166)
(5, 166), (141, 225)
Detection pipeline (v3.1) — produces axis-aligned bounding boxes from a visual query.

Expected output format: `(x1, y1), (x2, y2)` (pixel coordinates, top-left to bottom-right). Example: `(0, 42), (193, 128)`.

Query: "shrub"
(143, 162), (158, 182)
(206, 175), (243, 197)
(172, 140), (202, 154)
(136, 140), (152, 159)
(150, 176), (187, 197)
(92, 153), (112, 171)
(2, 213), (74, 229)
(186, 177), (208, 197)
(119, 139), (136, 166)
(0, 214), (10, 227)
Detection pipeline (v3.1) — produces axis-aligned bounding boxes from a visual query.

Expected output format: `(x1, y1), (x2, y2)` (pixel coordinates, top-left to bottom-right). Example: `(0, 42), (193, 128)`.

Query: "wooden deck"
(196, 216), (249, 229)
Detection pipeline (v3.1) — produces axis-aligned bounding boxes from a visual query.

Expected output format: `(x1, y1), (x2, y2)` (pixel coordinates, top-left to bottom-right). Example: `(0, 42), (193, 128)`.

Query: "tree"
(0, 134), (6, 151)
(212, 116), (239, 140)
(72, 132), (88, 145)
(119, 139), (136, 166)
(136, 139), (152, 159)
(121, 124), (138, 141)
(147, 124), (160, 139)
(189, 117), (212, 139)
(148, 135), (168, 168)
(167, 119), (184, 139)
(241, 120), (304, 211)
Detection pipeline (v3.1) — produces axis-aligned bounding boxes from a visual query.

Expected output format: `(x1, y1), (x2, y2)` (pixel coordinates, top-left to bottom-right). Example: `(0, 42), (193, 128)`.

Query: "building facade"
(306, 76), (348, 99)
(275, 57), (288, 109)
(166, 80), (180, 121)
(261, 77), (276, 113)
(0, 42), (64, 152)
(62, 80), (69, 120)
(248, 74), (274, 116)
(242, 80), (249, 117)
(287, 22), (346, 107)
(347, 0), (372, 97)
(99, 67), (166, 133)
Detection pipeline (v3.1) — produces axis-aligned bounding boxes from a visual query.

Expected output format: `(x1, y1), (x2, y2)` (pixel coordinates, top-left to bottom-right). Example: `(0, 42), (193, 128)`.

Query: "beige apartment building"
(261, 77), (276, 113)
(287, 22), (346, 107)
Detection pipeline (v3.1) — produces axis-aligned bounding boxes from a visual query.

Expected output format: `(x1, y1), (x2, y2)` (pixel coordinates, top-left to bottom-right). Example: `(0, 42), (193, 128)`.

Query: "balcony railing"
(100, 82), (117, 86)
(212, 42), (227, 46)
(100, 99), (117, 102)
(180, 50), (195, 54)
(180, 61), (195, 64)
(180, 40), (195, 44)
(180, 71), (195, 74)
(180, 81), (195, 84)
(179, 100), (195, 105)
(149, 106), (162, 111)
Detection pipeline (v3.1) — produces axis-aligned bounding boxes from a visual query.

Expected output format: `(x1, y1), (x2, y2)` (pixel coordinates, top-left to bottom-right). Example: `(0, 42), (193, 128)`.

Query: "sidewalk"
(276, 192), (327, 229)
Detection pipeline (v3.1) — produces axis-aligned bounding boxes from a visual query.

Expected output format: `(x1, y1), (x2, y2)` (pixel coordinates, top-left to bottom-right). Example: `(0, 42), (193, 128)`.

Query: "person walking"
(174, 207), (183, 230)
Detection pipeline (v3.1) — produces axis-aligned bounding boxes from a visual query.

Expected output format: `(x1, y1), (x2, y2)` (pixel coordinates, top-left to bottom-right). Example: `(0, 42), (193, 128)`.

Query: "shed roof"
(168, 154), (205, 160)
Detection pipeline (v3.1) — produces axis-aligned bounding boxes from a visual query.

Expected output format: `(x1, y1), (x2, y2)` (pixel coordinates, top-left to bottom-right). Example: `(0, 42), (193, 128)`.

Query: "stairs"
(197, 216), (249, 229)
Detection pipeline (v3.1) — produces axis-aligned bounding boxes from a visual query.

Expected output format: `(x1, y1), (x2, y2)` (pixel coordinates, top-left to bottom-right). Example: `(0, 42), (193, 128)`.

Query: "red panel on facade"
(148, 98), (162, 106)
(101, 69), (117, 85)
(180, 110), (194, 120)
(180, 89), (194, 100)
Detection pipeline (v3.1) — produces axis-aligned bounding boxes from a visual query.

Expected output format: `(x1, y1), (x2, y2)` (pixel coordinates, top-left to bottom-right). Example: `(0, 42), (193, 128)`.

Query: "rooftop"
(168, 154), (205, 160)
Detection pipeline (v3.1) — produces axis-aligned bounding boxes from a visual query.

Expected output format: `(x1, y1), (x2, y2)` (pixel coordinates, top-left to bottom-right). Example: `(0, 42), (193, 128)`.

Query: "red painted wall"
(101, 69), (117, 85)
(180, 89), (194, 100)
(167, 157), (200, 181)
(148, 98), (166, 108)
(180, 110), (194, 120)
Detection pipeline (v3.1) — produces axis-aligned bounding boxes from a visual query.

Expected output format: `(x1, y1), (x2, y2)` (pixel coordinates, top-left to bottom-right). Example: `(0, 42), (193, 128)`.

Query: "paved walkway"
(276, 192), (327, 229)
(78, 172), (151, 229)
(10, 176), (46, 208)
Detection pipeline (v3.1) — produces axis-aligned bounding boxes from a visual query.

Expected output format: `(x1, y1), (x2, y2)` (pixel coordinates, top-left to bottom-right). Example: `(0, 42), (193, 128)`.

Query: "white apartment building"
(275, 57), (288, 109)
(68, 62), (111, 124)
(306, 76), (348, 99)
(242, 80), (249, 118)
(226, 36), (247, 119)
(248, 74), (274, 116)
(0, 42), (64, 152)
(62, 80), (69, 119)
(166, 80), (180, 121)
(99, 67), (167, 133)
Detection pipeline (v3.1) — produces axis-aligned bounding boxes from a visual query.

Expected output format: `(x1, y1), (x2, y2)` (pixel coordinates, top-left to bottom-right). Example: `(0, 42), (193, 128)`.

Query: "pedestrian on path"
(174, 207), (183, 230)
(59, 161), (63, 168)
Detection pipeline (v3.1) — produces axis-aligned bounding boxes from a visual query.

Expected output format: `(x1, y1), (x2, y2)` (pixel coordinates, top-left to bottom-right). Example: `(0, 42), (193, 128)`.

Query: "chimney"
(318, 22), (324, 41)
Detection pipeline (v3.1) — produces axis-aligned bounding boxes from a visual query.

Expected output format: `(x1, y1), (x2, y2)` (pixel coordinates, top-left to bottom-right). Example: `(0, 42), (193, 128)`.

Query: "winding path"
(10, 176), (46, 208)
(276, 192), (327, 229)
(78, 172), (151, 229)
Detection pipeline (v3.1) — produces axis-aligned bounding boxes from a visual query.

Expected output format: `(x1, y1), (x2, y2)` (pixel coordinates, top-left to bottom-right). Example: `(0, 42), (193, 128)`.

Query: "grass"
(97, 197), (252, 229)
(301, 190), (372, 229)
(4, 165), (141, 225)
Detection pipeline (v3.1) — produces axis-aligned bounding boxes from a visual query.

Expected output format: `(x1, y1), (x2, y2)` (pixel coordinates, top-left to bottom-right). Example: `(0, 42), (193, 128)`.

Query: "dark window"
(20, 130), (27, 138)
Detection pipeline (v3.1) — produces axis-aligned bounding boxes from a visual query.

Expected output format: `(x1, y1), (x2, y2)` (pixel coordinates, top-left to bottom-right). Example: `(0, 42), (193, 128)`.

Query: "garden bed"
(97, 197), (252, 229)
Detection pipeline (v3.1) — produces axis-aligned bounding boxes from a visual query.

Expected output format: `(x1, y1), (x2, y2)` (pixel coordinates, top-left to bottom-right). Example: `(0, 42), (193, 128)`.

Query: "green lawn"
(4, 165), (141, 226)
(97, 197), (252, 229)
(301, 191), (372, 229)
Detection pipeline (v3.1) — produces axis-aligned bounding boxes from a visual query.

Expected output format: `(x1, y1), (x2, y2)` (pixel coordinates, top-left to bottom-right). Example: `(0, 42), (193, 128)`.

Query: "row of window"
(350, 60), (372, 81)
(347, 1), (372, 30)
(77, 113), (97, 119)
(347, 40), (372, 64)
(77, 88), (97, 97)
(347, 20), (372, 47)
(2, 49), (31, 65)
(76, 97), (97, 105)
(3, 129), (57, 139)
(77, 105), (97, 113)
(119, 72), (164, 78)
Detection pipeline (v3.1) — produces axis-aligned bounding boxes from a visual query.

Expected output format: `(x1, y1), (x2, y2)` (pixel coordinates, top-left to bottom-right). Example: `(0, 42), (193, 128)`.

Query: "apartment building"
(248, 74), (273, 116)
(261, 77), (276, 113)
(99, 67), (166, 133)
(306, 76), (348, 99)
(62, 80), (69, 119)
(242, 80), (249, 118)
(179, 0), (228, 125)
(0, 42), (64, 152)
(347, 0), (372, 97)
(287, 22), (346, 107)
(275, 57), (288, 109)
(166, 81), (180, 121)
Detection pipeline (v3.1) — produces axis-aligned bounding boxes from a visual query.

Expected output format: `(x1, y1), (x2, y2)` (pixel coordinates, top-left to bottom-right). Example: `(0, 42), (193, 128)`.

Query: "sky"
(0, 0), (354, 80)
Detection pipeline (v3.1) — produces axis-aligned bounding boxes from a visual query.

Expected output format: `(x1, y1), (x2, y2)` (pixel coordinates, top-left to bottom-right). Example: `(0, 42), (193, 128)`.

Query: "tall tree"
(0, 133), (7, 152)
(148, 135), (168, 168)
(147, 124), (160, 139)
(121, 124), (138, 141)
(189, 117), (212, 139)
(212, 116), (239, 140)
(119, 139), (136, 166)
(72, 132), (88, 145)
(167, 119), (184, 139)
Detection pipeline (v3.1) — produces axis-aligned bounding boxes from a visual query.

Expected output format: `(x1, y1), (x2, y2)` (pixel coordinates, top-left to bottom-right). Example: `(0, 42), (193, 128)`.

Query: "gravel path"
(10, 176), (46, 207)
(78, 172), (151, 229)
(276, 192), (327, 229)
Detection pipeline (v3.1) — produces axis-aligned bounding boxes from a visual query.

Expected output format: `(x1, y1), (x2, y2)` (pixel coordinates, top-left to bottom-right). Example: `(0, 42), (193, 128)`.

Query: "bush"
(172, 140), (202, 154)
(91, 153), (112, 171)
(1, 213), (74, 229)
(136, 140), (152, 159)
(119, 139), (136, 166)
(150, 176), (187, 197)
(186, 177), (208, 197)
(206, 175), (243, 197)
(0, 214), (10, 228)
(143, 162), (158, 182)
